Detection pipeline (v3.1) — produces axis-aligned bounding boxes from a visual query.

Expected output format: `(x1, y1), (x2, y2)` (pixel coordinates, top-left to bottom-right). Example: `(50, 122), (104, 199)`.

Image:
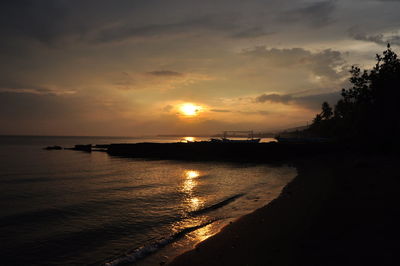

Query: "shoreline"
(41, 140), (399, 265)
(168, 154), (399, 266)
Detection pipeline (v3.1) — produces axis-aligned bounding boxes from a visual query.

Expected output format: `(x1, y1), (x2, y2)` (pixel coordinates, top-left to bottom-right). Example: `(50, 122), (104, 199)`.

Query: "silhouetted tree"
(309, 44), (400, 144)
(321, 102), (333, 120)
(313, 114), (322, 124)
(309, 102), (334, 137)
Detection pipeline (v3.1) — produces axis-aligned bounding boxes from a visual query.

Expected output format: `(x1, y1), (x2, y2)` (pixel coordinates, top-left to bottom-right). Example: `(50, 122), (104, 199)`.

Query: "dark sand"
(169, 154), (400, 266)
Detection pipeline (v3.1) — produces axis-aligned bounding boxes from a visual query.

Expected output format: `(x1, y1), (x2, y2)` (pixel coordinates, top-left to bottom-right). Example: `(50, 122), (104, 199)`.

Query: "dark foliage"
(309, 44), (400, 143)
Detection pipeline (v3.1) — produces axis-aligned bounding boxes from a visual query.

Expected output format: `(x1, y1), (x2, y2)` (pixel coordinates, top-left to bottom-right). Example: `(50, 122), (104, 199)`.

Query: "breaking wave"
(104, 220), (217, 266)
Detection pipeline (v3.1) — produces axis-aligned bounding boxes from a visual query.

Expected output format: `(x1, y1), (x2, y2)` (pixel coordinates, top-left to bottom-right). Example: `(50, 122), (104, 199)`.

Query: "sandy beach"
(169, 154), (399, 266)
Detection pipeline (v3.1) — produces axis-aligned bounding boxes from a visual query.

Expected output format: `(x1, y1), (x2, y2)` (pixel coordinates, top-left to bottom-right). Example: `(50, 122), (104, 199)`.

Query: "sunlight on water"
(182, 170), (200, 194)
(190, 223), (214, 242)
(181, 176), (196, 193)
(182, 178), (196, 193)
(181, 170), (204, 211)
(0, 136), (296, 266)
(185, 170), (200, 179)
(189, 197), (203, 210)
(174, 169), (215, 248)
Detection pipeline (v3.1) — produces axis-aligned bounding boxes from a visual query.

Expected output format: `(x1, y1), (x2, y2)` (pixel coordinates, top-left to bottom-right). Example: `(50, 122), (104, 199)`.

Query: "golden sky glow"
(1, 1), (399, 136)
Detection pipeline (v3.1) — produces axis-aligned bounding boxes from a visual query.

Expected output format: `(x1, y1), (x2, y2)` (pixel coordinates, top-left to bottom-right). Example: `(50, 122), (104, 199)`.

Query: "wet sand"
(168, 154), (400, 266)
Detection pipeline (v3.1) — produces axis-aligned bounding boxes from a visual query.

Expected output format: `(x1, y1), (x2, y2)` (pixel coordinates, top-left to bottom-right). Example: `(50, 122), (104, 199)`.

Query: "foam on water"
(104, 220), (217, 266)
(188, 193), (244, 216)
(104, 193), (244, 265)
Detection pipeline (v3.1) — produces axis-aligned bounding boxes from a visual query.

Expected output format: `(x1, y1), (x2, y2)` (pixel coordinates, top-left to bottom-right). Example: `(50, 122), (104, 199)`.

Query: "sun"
(180, 103), (202, 116)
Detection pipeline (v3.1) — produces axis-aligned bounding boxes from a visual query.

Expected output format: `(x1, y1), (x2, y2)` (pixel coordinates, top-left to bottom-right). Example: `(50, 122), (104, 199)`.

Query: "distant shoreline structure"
(0, 124), (308, 139)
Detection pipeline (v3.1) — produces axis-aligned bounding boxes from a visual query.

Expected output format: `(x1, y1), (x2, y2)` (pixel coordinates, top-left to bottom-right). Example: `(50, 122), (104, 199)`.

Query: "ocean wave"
(103, 193), (244, 265)
(188, 193), (244, 216)
(104, 220), (216, 266)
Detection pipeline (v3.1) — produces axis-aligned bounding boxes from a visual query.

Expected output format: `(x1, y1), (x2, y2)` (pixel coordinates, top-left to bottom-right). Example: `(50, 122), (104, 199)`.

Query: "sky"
(1, 0), (400, 136)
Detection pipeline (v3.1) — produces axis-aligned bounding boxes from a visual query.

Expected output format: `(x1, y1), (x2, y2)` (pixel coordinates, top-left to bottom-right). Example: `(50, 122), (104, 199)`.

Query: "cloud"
(111, 71), (213, 91)
(92, 14), (239, 43)
(2, 1), (274, 45)
(237, 110), (271, 116)
(0, 1), (69, 44)
(210, 109), (231, 112)
(254, 91), (342, 110)
(147, 70), (184, 77)
(255, 93), (293, 103)
(94, 23), (178, 43)
(111, 72), (136, 90)
(0, 90), (142, 135)
(162, 104), (174, 112)
(0, 91), (82, 120)
(242, 46), (308, 60)
(231, 27), (273, 39)
(279, 0), (337, 27)
(242, 46), (347, 82)
(306, 49), (346, 81)
(0, 0), (149, 45)
(294, 91), (341, 110)
(349, 28), (400, 46)
(0, 80), (75, 95)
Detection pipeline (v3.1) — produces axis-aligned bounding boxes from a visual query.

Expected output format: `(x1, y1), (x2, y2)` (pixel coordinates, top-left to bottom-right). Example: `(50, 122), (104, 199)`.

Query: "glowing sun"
(180, 103), (202, 116)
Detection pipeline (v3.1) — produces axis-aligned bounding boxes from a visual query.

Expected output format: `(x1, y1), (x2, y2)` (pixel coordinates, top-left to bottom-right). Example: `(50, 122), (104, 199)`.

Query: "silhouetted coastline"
(40, 137), (399, 265)
(106, 142), (337, 162)
(49, 139), (394, 266)
(168, 153), (400, 266)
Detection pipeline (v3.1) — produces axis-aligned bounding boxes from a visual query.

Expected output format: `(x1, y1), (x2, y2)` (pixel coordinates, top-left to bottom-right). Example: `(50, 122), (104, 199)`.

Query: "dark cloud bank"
(255, 91), (341, 110)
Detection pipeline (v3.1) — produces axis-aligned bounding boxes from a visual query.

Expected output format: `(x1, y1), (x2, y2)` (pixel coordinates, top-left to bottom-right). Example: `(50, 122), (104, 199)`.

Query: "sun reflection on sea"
(189, 223), (214, 242)
(180, 170), (204, 211)
(170, 216), (222, 252)
(181, 171), (198, 193)
(182, 178), (196, 193)
(185, 170), (199, 179)
(189, 197), (202, 210)
(172, 168), (215, 246)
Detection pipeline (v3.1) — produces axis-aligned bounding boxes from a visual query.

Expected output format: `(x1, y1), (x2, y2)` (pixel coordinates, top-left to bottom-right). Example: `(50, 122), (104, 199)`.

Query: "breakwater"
(107, 142), (337, 162)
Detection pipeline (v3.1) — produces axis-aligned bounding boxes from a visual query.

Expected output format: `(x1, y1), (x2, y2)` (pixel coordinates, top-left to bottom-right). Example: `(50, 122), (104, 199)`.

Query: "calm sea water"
(0, 136), (296, 266)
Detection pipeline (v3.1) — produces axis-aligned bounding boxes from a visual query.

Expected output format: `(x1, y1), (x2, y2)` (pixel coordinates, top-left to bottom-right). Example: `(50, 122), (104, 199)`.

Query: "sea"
(0, 135), (296, 266)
